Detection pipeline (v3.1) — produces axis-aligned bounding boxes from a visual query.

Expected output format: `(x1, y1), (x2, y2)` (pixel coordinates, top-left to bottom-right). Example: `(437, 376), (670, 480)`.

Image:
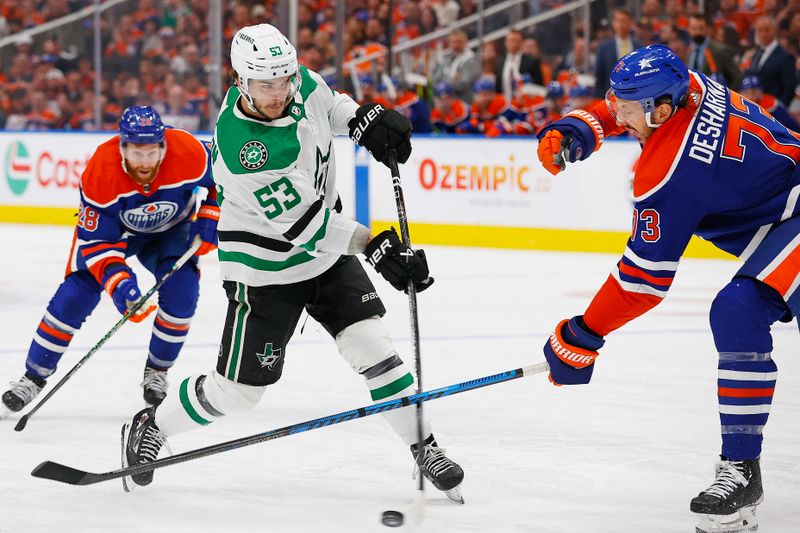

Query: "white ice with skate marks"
(1, 224), (798, 533)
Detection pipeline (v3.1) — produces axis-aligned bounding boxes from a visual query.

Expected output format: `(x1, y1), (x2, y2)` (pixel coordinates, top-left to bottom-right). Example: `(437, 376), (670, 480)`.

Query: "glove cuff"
(563, 316), (605, 351)
(103, 269), (131, 296)
(564, 110), (604, 151)
(549, 318), (600, 369)
(197, 204), (221, 221)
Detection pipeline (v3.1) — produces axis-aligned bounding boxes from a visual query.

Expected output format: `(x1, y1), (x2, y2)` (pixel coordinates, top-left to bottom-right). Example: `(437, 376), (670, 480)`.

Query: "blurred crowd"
(2, 0), (800, 136)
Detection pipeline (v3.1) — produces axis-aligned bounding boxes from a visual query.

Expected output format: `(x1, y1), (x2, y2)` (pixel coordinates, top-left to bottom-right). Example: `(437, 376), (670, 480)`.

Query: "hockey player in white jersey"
(121, 24), (464, 502)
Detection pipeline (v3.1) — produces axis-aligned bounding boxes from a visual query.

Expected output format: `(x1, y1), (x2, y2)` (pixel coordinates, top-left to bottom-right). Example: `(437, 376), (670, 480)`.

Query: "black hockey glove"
(364, 228), (434, 293)
(348, 103), (412, 167)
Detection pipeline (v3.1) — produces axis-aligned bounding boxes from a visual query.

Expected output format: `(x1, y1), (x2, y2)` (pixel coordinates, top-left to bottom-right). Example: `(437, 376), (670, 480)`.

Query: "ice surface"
(1, 224), (798, 533)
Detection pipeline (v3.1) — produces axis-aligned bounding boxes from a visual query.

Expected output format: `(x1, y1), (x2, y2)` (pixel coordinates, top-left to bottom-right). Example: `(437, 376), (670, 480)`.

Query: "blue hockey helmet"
(741, 75), (761, 91)
(119, 106), (165, 145)
(546, 81), (565, 100)
(434, 82), (454, 97)
(570, 84), (594, 99)
(473, 77), (495, 94)
(608, 45), (689, 127)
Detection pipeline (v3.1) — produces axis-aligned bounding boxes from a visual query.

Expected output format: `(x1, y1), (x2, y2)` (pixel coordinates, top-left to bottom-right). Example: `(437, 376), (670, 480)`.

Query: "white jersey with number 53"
(211, 66), (360, 286)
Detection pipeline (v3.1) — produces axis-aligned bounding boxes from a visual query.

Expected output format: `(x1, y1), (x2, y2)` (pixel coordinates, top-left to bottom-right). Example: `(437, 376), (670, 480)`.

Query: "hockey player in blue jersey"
(0, 106), (218, 415)
(536, 45), (799, 532)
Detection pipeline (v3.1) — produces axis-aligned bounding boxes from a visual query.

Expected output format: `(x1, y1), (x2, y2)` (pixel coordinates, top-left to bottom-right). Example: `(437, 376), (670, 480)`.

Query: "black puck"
(381, 510), (404, 527)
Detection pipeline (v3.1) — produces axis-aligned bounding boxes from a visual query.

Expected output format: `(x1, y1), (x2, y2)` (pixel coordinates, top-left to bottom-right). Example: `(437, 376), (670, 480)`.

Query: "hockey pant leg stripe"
(226, 282), (251, 381)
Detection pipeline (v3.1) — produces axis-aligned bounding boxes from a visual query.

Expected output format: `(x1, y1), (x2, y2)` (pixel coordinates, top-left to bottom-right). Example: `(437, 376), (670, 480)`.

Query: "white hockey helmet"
(231, 24), (300, 110)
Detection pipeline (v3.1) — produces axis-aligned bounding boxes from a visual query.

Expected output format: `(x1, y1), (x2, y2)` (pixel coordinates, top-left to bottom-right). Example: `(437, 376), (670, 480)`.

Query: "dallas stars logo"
(256, 343), (282, 370)
(637, 57), (655, 70)
(239, 140), (268, 170)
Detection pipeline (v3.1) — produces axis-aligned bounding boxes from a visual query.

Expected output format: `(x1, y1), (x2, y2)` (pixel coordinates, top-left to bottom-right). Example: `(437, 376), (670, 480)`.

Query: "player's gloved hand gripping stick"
(13, 237), (202, 432)
(537, 110), (602, 175)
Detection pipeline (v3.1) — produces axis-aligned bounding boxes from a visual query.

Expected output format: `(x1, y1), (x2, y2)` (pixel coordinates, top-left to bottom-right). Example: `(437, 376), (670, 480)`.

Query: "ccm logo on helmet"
(351, 104), (385, 143)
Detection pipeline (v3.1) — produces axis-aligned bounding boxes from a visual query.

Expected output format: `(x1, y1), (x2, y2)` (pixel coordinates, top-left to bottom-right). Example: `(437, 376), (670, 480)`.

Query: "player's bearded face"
(122, 143), (163, 185)
(606, 91), (654, 143)
(247, 76), (293, 119)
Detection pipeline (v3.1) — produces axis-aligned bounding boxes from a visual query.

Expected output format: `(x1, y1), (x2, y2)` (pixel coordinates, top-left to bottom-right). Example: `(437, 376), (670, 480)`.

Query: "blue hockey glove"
(543, 316), (605, 385)
(191, 202), (220, 256)
(103, 267), (156, 322)
(536, 110), (602, 175)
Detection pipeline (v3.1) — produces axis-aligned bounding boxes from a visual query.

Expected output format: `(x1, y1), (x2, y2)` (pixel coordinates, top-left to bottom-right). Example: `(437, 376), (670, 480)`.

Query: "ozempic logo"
(4, 141), (32, 196)
(239, 140), (268, 170)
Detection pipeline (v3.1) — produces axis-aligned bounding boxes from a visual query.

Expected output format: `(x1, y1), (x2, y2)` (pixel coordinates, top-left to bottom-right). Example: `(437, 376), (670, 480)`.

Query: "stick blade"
(31, 461), (93, 485)
(14, 415), (29, 432)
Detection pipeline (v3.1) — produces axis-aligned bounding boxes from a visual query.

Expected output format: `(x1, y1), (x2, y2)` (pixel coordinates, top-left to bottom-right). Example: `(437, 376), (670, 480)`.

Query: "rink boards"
(0, 131), (728, 258)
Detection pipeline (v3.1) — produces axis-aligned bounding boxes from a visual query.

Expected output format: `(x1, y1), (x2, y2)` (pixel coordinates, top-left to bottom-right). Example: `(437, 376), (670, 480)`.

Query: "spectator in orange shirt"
(430, 82), (470, 134)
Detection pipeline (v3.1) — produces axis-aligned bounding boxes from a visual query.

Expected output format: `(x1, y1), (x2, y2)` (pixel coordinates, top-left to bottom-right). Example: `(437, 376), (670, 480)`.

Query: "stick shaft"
(31, 362), (550, 485)
(386, 152), (425, 491)
(16, 238), (201, 430)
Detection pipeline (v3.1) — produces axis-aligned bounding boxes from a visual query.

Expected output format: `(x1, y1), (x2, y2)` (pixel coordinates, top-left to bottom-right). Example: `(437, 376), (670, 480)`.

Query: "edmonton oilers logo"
(239, 140), (268, 170)
(122, 201), (178, 231)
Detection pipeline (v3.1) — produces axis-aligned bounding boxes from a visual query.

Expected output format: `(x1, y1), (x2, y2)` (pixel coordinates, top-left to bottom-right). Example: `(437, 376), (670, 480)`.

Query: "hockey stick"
(14, 237), (202, 432)
(386, 150), (427, 510)
(30, 362), (550, 486)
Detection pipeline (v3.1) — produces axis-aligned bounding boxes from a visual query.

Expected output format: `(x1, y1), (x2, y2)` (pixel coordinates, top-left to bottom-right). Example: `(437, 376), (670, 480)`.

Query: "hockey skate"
(411, 434), (465, 504)
(121, 407), (169, 492)
(691, 457), (763, 533)
(1, 373), (46, 418)
(141, 365), (168, 406)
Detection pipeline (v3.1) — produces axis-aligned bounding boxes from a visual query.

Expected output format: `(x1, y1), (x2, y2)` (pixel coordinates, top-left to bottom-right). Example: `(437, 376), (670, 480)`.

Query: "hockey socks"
(718, 352), (777, 460)
(155, 372), (265, 436)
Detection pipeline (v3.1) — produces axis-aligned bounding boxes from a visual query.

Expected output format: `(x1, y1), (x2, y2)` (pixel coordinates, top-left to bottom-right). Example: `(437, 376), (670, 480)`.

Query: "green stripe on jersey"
(179, 378), (211, 426)
(227, 283), (249, 380)
(218, 249), (316, 271)
(370, 373), (414, 401)
(298, 209), (330, 252)
(297, 66), (318, 101)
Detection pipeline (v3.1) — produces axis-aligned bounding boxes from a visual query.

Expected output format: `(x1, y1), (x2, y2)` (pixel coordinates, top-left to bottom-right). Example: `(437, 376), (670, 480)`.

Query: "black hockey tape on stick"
(31, 362), (550, 486)
(13, 237), (202, 432)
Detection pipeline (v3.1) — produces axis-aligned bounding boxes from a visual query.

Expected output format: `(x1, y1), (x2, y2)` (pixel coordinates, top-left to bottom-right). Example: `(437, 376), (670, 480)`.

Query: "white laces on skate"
(141, 368), (168, 396)
(139, 426), (168, 463)
(7, 377), (43, 405)
(703, 461), (749, 499)
(414, 444), (456, 480)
